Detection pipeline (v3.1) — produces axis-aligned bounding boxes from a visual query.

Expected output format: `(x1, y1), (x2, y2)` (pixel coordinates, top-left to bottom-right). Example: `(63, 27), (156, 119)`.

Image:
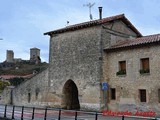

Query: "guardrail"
(0, 104), (159, 120)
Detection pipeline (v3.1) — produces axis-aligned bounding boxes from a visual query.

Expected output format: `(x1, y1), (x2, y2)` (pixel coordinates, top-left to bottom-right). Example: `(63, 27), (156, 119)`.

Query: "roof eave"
(44, 14), (143, 37)
(104, 40), (160, 52)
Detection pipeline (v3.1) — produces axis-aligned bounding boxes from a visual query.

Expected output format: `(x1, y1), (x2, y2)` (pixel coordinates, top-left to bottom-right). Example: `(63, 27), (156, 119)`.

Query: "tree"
(9, 77), (25, 86)
(0, 81), (10, 92)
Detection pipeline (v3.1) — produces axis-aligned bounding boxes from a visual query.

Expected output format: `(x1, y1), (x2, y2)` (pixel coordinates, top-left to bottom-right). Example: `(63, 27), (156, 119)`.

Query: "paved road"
(0, 105), (158, 120)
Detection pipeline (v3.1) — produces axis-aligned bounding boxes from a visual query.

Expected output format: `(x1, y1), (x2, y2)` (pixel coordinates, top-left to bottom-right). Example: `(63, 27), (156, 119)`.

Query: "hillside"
(0, 62), (48, 76)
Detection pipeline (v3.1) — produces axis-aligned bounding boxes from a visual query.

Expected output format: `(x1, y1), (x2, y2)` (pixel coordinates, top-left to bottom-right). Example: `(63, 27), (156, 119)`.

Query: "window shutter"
(120, 61), (126, 71)
(142, 58), (149, 70)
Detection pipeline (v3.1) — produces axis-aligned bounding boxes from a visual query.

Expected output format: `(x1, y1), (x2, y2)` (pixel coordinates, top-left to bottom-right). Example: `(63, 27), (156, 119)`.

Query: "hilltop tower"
(6, 50), (14, 63)
(30, 48), (41, 64)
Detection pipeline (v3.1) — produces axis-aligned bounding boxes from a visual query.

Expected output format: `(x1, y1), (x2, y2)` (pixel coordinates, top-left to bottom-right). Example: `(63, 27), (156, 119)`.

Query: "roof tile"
(44, 14), (142, 37)
(107, 34), (160, 50)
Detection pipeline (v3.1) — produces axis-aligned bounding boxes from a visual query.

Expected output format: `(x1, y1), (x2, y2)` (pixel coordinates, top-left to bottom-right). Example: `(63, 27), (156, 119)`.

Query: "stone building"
(103, 34), (160, 112)
(1, 47), (41, 66)
(30, 48), (41, 64)
(1, 13), (160, 112)
(6, 50), (14, 63)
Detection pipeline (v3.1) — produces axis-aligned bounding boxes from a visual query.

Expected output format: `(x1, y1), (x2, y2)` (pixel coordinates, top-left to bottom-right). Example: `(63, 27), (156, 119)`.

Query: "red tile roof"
(0, 74), (34, 80)
(0, 75), (16, 80)
(105, 34), (160, 50)
(44, 14), (142, 37)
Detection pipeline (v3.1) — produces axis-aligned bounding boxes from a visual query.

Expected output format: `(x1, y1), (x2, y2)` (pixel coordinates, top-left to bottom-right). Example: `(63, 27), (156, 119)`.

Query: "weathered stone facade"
(1, 14), (160, 112)
(48, 26), (102, 110)
(103, 44), (160, 113)
(0, 69), (49, 107)
(42, 14), (141, 111)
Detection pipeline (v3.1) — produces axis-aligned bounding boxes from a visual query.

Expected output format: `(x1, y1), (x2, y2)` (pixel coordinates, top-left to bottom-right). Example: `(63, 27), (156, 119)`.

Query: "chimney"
(98, 7), (103, 20)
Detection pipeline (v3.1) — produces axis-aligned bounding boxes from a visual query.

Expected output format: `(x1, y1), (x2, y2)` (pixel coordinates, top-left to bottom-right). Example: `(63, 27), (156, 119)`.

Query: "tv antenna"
(83, 2), (95, 20)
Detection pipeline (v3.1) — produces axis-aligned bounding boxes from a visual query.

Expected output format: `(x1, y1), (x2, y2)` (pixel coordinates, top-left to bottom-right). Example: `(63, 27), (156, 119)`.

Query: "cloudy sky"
(0, 0), (160, 62)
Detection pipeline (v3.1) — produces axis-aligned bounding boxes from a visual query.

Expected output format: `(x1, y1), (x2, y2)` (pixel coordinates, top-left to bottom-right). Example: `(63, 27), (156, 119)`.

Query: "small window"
(116, 61), (126, 75)
(158, 89), (160, 103)
(140, 58), (150, 74)
(28, 93), (31, 103)
(35, 92), (38, 100)
(139, 89), (146, 102)
(110, 88), (116, 100)
(35, 88), (40, 100)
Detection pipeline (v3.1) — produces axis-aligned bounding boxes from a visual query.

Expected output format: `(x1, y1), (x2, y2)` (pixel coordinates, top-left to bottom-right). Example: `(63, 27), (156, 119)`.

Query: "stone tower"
(6, 50), (14, 63)
(30, 48), (40, 63)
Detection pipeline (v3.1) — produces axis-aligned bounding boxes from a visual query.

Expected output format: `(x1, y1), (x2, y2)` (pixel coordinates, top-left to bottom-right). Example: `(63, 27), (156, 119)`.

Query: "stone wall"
(0, 68), (49, 107)
(47, 20), (139, 110)
(13, 68), (49, 107)
(100, 20), (139, 109)
(48, 26), (103, 110)
(102, 20), (138, 49)
(103, 44), (160, 113)
(0, 87), (12, 104)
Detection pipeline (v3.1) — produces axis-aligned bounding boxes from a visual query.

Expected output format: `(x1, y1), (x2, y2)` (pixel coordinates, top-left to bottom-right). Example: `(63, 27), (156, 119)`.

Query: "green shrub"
(139, 69), (150, 74)
(0, 81), (10, 91)
(116, 70), (126, 76)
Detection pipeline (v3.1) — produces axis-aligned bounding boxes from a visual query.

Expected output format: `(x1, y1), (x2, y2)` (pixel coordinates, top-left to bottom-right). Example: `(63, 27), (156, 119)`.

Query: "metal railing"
(0, 104), (159, 120)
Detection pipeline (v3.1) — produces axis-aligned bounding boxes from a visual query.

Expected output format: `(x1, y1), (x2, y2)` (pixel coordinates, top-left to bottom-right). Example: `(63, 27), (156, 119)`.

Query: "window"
(35, 92), (39, 100)
(28, 93), (31, 103)
(139, 89), (146, 102)
(35, 88), (39, 100)
(116, 61), (126, 75)
(140, 58), (150, 74)
(110, 88), (116, 100)
(158, 89), (160, 103)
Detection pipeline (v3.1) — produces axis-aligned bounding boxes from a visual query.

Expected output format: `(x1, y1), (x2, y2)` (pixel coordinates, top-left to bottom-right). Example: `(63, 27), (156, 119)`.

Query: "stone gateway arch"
(61, 80), (80, 110)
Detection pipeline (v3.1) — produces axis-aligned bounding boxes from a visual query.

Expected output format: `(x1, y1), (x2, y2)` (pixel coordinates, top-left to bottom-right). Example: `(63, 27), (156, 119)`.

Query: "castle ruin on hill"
(0, 48), (41, 69)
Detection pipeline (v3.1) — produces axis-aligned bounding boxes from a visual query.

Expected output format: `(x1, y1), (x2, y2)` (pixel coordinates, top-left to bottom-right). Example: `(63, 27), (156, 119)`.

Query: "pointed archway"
(61, 79), (80, 110)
